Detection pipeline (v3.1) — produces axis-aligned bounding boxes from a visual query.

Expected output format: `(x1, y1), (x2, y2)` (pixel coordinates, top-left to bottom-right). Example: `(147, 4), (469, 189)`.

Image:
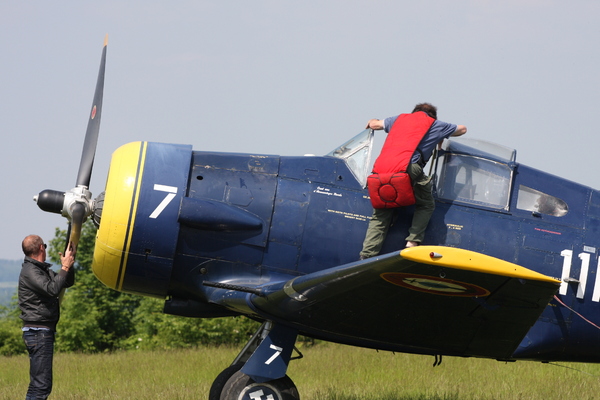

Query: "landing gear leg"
(208, 321), (301, 400)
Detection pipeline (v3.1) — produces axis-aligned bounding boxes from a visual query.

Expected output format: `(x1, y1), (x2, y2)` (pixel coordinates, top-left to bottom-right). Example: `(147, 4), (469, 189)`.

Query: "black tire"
(209, 363), (244, 400)
(219, 370), (300, 400)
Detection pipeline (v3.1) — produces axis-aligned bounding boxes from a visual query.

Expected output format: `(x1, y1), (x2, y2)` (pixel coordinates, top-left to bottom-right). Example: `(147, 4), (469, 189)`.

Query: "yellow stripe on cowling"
(116, 141), (148, 291)
(400, 246), (561, 284)
(92, 142), (147, 291)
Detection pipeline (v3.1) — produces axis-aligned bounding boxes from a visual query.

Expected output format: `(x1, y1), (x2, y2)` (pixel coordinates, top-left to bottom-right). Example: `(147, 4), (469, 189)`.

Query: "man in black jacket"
(18, 235), (75, 400)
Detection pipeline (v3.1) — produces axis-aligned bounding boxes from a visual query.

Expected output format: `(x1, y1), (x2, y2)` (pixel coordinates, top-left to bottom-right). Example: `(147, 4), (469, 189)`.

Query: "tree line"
(0, 221), (261, 356)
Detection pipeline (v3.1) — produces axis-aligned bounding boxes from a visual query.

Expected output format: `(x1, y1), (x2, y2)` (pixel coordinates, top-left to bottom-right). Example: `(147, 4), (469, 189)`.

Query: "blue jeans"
(23, 329), (55, 400)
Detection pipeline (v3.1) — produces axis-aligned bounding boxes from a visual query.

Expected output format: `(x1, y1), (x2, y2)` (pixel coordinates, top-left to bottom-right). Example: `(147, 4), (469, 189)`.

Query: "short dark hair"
(412, 103), (437, 120)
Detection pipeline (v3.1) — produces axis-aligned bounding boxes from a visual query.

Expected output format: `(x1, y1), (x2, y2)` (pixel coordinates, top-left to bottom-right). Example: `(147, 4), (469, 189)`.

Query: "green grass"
(1, 343), (599, 399)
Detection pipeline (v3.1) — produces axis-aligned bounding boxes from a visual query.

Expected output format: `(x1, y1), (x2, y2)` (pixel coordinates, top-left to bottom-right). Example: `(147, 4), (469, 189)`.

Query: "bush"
(0, 303), (24, 356)
(121, 297), (261, 350)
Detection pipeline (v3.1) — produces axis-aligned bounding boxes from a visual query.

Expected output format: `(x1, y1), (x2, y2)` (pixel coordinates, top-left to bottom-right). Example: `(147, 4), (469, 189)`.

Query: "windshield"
(326, 129), (374, 186)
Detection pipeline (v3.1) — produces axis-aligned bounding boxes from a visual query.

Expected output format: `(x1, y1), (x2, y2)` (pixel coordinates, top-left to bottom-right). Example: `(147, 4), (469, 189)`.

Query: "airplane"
(34, 38), (600, 400)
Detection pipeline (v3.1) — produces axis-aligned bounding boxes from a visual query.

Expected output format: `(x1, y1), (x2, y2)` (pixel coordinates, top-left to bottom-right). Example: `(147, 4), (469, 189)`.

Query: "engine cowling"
(92, 141), (192, 297)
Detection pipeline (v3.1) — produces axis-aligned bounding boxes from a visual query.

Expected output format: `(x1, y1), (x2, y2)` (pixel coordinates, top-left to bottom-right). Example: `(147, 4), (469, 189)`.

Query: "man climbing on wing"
(359, 103), (467, 259)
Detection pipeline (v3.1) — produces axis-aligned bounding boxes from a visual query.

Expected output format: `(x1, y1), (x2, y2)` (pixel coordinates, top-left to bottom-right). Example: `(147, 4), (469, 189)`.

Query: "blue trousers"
(23, 330), (55, 400)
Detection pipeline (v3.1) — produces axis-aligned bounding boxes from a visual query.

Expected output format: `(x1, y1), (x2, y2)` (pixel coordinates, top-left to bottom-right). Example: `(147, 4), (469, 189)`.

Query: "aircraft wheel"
(219, 370), (300, 400)
(208, 363), (244, 400)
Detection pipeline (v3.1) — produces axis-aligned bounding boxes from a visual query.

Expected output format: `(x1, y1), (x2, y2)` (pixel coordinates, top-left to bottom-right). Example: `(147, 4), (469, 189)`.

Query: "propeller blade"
(68, 202), (86, 250)
(75, 34), (108, 189)
(64, 222), (72, 252)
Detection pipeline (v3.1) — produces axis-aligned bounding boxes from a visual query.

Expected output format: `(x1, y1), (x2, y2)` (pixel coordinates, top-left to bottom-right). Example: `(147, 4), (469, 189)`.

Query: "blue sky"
(1, 1), (600, 260)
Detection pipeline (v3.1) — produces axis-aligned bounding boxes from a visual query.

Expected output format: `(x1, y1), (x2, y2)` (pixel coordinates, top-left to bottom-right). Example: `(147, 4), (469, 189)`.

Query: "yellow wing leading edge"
(400, 245), (560, 284)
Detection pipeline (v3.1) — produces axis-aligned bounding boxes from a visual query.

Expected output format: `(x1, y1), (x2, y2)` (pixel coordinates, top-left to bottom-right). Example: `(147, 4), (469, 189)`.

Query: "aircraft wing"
(249, 246), (561, 360)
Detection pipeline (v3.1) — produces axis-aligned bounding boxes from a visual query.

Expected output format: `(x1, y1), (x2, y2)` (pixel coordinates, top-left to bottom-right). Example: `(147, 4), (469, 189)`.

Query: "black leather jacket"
(18, 256), (75, 331)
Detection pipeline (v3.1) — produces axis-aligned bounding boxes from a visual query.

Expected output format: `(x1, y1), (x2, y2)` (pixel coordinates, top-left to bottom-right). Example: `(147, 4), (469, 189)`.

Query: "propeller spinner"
(33, 36), (108, 250)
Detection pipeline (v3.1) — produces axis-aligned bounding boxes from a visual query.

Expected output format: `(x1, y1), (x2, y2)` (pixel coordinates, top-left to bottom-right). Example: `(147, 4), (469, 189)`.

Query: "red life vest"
(367, 112), (435, 209)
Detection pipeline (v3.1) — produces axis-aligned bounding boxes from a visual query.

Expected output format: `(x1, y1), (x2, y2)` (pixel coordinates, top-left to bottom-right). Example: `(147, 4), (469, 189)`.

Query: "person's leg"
(360, 208), (394, 258)
(23, 330), (54, 400)
(405, 164), (435, 245)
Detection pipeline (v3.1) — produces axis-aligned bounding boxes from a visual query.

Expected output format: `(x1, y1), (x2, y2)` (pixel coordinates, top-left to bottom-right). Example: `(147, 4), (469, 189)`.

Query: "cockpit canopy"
(326, 130), (569, 217)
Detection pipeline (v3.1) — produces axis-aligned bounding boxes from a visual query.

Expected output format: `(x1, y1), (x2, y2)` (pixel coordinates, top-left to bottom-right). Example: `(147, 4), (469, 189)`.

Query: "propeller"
(33, 35), (108, 250)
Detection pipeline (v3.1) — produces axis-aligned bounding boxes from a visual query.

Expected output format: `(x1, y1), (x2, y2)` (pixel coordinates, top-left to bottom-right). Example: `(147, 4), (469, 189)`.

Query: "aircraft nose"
(92, 141), (192, 296)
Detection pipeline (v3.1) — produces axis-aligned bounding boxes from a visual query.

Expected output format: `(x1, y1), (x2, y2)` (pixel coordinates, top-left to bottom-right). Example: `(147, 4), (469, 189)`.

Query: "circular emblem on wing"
(381, 272), (490, 297)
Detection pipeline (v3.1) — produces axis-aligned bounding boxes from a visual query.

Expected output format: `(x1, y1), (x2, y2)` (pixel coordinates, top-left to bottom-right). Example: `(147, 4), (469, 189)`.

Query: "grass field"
(1, 343), (599, 399)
